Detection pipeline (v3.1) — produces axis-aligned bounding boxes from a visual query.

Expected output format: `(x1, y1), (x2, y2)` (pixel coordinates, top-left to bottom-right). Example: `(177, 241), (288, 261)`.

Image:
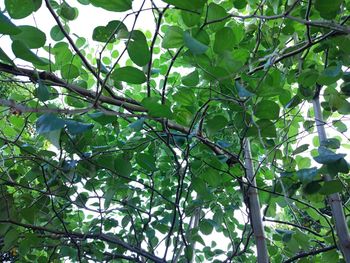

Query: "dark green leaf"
(36, 114), (66, 134)
(5, 0), (39, 19)
(11, 25), (46, 49)
(182, 70), (199, 86)
(315, 0), (342, 19)
(314, 146), (346, 164)
(92, 20), (127, 43)
(36, 81), (50, 102)
(90, 0), (132, 12)
(320, 180), (344, 195)
(162, 0), (205, 10)
(0, 12), (21, 35)
(127, 30), (151, 66)
(292, 144), (309, 155)
(12, 40), (48, 65)
(136, 153), (156, 171)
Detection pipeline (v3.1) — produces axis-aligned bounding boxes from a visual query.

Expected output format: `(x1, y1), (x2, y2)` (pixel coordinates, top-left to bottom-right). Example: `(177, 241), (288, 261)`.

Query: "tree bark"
(313, 96), (350, 262)
(243, 138), (269, 263)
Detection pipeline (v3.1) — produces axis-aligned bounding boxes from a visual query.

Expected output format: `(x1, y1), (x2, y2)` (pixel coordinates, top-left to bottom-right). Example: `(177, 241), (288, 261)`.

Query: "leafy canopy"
(0, 0), (350, 262)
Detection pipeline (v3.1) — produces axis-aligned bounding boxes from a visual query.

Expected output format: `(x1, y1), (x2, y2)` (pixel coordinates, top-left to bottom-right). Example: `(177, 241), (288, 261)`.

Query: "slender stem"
(312, 96), (350, 262)
(243, 138), (269, 263)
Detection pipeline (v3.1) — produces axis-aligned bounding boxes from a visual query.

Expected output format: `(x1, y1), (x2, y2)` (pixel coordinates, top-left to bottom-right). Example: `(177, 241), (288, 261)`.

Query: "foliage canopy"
(0, 0), (350, 262)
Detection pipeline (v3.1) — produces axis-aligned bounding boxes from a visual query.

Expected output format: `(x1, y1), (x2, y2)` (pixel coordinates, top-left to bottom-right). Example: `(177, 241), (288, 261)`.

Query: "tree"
(0, 0), (350, 262)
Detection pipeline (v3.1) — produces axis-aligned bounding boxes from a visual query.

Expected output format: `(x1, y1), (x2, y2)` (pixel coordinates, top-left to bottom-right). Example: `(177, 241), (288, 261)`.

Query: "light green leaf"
(112, 66), (146, 84)
(61, 64), (80, 80)
(141, 97), (173, 118)
(162, 26), (184, 49)
(214, 27), (235, 53)
(255, 100), (280, 120)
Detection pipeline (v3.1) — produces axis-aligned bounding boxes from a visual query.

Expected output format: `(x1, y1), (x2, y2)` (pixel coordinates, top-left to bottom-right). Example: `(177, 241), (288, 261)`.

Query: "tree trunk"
(243, 138), (269, 263)
(313, 96), (350, 262)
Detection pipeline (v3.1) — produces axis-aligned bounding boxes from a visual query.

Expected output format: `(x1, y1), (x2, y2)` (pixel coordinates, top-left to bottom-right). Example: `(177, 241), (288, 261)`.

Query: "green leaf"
(136, 153), (156, 171)
(314, 146), (346, 164)
(50, 25), (69, 41)
(315, 0), (342, 19)
(60, 1), (78, 20)
(3, 229), (19, 251)
(255, 100), (280, 120)
(199, 219), (214, 235)
(236, 81), (254, 97)
(92, 20), (127, 43)
(182, 70), (199, 86)
(323, 138), (340, 149)
(183, 31), (208, 55)
(292, 144), (309, 155)
(141, 97), (173, 118)
(173, 88), (196, 106)
(0, 47), (14, 65)
(88, 112), (117, 125)
(127, 30), (151, 66)
(65, 120), (94, 135)
(0, 12), (21, 35)
(5, 0), (40, 19)
(10, 25), (46, 49)
(36, 114), (66, 134)
(207, 3), (228, 31)
(129, 118), (145, 131)
(115, 156), (132, 176)
(112, 66), (146, 84)
(162, 0), (206, 10)
(233, 0), (247, 9)
(12, 40), (48, 66)
(317, 65), (343, 85)
(181, 9), (202, 27)
(327, 158), (349, 175)
(206, 115), (228, 135)
(90, 0), (132, 12)
(61, 64), (80, 80)
(104, 188), (115, 210)
(214, 27), (235, 53)
(320, 180), (344, 195)
(296, 167), (318, 183)
(36, 81), (50, 102)
(162, 26), (184, 49)
(303, 181), (322, 195)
